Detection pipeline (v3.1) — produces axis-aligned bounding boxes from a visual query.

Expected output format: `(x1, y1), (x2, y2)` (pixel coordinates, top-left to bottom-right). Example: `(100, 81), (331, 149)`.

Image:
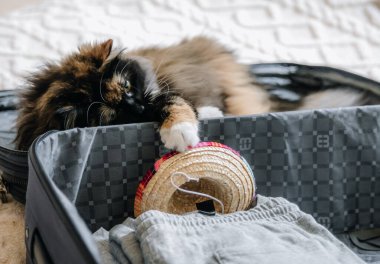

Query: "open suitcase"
(1, 64), (380, 263)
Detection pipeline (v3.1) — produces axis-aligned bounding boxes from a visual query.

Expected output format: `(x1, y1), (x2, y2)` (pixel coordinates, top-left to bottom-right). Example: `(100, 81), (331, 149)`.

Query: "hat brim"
(134, 142), (255, 217)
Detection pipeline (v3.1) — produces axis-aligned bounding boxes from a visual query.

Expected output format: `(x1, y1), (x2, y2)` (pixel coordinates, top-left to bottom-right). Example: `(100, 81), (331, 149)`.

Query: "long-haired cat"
(15, 36), (272, 151)
(15, 36), (371, 151)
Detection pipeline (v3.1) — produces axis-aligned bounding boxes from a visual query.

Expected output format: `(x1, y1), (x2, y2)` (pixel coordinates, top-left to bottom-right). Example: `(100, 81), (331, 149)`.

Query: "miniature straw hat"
(134, 142), (255, 217)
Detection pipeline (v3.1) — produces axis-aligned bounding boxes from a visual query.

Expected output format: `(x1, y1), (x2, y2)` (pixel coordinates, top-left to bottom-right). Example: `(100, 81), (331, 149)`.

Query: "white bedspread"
(0, 0), (380, 90)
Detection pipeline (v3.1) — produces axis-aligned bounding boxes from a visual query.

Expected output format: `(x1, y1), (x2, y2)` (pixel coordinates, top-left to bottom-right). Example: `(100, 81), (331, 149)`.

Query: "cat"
(15, 36), (273, 151)
(15, 36), (373, 151)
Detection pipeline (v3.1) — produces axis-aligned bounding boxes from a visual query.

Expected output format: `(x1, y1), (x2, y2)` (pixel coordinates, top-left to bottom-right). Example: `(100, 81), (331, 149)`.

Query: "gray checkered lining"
(35, 106), (380, 233)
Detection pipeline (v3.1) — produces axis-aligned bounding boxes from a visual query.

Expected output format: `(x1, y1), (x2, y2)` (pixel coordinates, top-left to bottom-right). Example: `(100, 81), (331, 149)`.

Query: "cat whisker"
(157, 71), (206, 90)
(64, 109), (77, 130)
(157, 77), (176, 90)
(158, 71), (190, 83)
(158, 80), (172, 93)
(100, 49), (129, 103)
(144, 74), (161, 99)
(114, 58), (122, 75)
(63, 112), (69, 130)
(99, 71), (107, 103)
(86, 101), (104, 126)
(119, 58), (134, 78)
(156, 74), (171, 86)
(156, 71), (183, 85)
(113, 48), (127, 74)
(145, 47), (173, 99)
(159, 86), (176, 101)
(99, 110), (106, 126)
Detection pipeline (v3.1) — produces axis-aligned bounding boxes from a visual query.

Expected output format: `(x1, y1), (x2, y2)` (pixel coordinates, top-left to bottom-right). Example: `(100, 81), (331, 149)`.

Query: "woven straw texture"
(134, 142), (255, 217)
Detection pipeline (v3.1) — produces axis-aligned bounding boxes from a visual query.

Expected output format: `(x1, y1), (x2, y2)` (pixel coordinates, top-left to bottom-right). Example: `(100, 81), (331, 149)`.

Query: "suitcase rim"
(27, 130), (100, 263)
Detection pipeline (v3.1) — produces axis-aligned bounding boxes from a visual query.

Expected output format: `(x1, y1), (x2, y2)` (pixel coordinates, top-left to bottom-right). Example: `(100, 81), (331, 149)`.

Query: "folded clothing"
(93, 195), (365, 264)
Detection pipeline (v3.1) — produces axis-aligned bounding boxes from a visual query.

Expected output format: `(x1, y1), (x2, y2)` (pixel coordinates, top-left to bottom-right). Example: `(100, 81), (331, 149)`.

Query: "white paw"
(160, 122), (200, 152)
(197, 106), (224, 119)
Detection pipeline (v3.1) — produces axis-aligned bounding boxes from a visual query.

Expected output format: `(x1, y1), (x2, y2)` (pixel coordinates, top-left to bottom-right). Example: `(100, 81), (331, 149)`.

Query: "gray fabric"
(93, 228), (117, 264)
(34, 106), (380, 233)
(109, 218), (142, 264)
(95, 195), (365, 264)
(109, 240), (130, 264)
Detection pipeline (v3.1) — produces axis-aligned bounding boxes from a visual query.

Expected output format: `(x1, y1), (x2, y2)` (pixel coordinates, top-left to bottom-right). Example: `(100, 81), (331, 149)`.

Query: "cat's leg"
(154, 95), (200, 152)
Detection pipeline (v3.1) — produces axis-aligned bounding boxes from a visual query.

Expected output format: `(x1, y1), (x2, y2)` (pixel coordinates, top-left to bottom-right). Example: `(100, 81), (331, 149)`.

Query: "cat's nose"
(123, 92), (135, 105)
(123, 92), (145, 114)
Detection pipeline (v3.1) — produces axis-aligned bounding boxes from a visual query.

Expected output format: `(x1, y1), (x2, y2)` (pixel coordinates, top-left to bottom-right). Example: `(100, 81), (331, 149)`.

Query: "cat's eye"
(123, 80), (131, 91)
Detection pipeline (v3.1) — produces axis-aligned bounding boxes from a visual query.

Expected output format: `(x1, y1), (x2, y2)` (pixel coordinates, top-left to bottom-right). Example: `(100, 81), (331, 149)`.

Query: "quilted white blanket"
(0, 0), (379, 90)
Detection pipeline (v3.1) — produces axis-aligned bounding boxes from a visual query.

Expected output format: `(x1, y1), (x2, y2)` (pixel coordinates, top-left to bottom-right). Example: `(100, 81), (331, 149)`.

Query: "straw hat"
(134, 142), (255, 217)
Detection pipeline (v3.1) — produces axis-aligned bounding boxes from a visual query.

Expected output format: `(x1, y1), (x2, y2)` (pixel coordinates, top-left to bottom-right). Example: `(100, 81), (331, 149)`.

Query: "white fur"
(160, 122), (200, 152)
(300, 89), (363, 110)
(123, 55), (160, 98)
(197, 106), (224, 119)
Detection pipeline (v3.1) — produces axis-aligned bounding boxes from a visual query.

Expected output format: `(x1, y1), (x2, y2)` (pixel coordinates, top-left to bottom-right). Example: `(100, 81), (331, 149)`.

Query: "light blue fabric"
(94, 196), (365, 264)
(92, 228), (117, 264)
(109, 218), (142, 264)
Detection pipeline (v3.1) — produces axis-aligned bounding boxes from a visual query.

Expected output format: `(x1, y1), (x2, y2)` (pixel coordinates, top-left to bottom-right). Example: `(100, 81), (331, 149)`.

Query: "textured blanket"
(0, 0), (380, 90)
(94, 195), (364, 264)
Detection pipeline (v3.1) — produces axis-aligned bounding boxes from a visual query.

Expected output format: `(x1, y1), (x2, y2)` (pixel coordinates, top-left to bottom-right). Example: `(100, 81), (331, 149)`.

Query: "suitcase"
(1, 64), (379, 263)
(0, 90), (27, 203)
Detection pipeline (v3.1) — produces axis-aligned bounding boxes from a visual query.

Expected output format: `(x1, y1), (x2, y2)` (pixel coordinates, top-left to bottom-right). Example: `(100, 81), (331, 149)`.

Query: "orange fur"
(129, 36), (273, 114)
(161, 100), (197, 129)
(104, 80), (124, 104)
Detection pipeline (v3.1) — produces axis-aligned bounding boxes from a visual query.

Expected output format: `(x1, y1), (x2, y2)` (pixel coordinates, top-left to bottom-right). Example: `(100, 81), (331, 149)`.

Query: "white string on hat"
(170, 171), (225, 214)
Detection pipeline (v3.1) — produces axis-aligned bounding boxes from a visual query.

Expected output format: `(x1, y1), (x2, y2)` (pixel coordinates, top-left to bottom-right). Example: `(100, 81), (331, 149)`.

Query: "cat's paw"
(160, 122), (200, 152)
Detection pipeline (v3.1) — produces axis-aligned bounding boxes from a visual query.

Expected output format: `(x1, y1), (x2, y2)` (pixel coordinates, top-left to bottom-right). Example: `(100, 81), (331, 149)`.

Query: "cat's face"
(16, 39), (158, 149)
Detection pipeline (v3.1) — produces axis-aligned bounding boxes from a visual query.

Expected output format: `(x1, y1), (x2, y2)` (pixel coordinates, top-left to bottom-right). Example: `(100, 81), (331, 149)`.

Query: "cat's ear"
(99, 39), (113, 60)
(79, 39), (113, 63)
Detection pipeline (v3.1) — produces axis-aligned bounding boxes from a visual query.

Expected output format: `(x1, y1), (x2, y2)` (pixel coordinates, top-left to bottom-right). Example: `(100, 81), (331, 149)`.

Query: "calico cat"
(15, 36), (373, 151)
(15, 36), (272, 151)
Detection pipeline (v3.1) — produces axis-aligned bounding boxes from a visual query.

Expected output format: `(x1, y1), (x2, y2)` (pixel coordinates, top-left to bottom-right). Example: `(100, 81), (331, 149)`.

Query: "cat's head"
(15, 39), (158, 150)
